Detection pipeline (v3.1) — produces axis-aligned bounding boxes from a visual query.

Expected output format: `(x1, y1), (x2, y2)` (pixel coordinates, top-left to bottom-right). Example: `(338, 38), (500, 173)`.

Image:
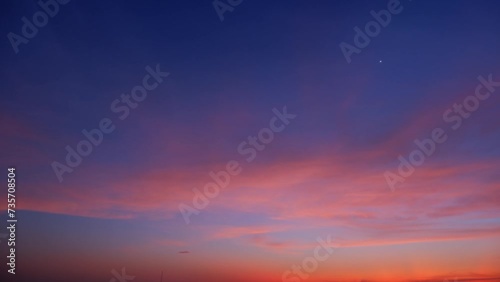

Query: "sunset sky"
(1, 0), (500, 282)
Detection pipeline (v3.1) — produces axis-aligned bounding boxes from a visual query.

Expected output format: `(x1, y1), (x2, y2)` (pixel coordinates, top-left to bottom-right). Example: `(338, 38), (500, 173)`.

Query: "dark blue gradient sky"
(1, 1), (500, 281)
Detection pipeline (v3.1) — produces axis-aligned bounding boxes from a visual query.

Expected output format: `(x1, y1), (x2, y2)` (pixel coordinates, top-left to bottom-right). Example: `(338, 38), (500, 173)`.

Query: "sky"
(1, 0), (500, 282)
